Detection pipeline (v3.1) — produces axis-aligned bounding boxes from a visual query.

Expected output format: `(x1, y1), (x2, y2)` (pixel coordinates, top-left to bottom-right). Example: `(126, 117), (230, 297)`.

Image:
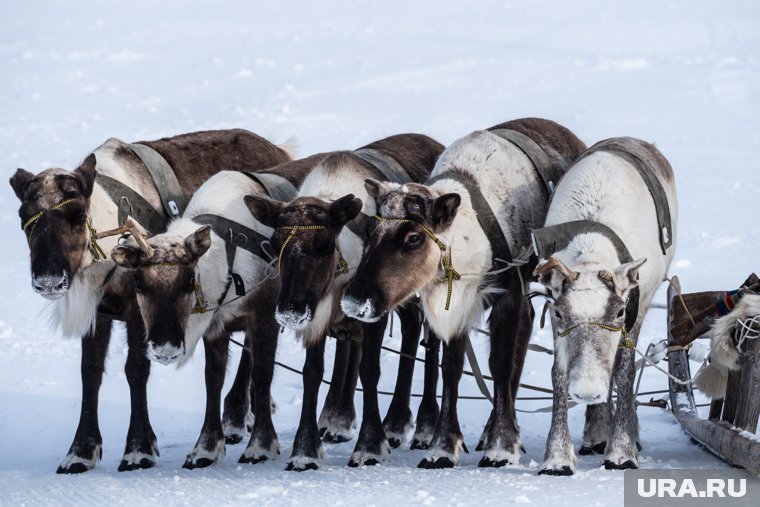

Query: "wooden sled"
(667, 275), (760, 475)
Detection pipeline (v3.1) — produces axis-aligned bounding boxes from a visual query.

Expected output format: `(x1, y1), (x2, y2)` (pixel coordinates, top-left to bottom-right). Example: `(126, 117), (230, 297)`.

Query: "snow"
(1, 0), (758, 505)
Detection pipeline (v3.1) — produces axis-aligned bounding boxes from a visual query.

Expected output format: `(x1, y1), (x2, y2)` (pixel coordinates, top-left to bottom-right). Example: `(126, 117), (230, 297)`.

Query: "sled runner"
(667, 275), (760, 475)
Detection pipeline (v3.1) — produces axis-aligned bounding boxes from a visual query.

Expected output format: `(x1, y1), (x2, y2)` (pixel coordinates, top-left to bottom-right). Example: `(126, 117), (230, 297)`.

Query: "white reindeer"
(534, 137), (677, 474)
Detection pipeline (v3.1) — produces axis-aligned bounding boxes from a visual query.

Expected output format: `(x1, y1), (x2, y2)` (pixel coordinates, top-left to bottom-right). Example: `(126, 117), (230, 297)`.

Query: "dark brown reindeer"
(9, 129), (291, 473)
(342, 118), (587, 468)
(245, 134), (444, 469)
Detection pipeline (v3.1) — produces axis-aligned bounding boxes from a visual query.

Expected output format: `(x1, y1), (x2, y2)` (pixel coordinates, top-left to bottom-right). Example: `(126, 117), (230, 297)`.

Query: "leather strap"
(490, 128), (558, 194)
(428, 170), (514, 288)
(95, 173), (167, 234)
(531, 220), (640, 332)
(193, 214), (273, 301)
(602, 148), (673, 255)
(244, 172), (299, 202)
(354, 148), (412, 184)
(129, 143), (188, 218)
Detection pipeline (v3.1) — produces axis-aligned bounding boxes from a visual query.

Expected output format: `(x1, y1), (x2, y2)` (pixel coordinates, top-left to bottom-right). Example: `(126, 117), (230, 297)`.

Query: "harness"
(531, 143), (674, 334)
(490, 128), (560, 194)
(557, 322), (636, 351)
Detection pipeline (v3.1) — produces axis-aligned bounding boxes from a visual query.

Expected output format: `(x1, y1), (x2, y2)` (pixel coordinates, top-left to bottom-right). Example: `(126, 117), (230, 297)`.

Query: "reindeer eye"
(187, 275), (196, 292)
(406, 233), (424, 248)
(616, 308), (625, 319)
(133, 275), (143, 293)
(554, 310), (563, 321)
(76, 212), (87, 225)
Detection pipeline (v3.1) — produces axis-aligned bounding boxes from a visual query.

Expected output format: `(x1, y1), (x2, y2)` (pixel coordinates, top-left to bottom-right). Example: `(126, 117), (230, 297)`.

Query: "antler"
(534, 255), (576, 281)
(96, 216), (155, 258)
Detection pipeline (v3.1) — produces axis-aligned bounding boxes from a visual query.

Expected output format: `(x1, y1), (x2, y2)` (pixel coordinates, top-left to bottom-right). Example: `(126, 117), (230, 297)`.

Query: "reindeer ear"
(74, 154), (97, 198)
(244, 194), (282, 229)
(431, 193), (461, 229)
(613, 258), (647, 298)
(9, 168), (35, 200)
(111, 245), (141, 268)
(364, 179), (382, 202)
(185, 225), (212, 260)
(329, 194), (363, 227)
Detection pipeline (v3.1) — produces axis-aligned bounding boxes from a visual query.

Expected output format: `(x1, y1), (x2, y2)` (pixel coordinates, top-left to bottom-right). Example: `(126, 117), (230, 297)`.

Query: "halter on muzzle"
(371, 215), (460, 311)
(22, 198), (107, 262)
(557, 321), (636, 350)
(276, 225), (349, 277)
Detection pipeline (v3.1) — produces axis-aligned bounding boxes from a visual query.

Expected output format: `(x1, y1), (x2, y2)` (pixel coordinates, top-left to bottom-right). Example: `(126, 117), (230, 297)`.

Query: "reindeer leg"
(479, 289), (530, 467)
(287, 338), (326, 471)
(418, 336), (466, 469)
(411, 331), (440, 450)
(348, 315), (390, 466)
(183, 334), (228, 468)
(383, 304), (421, 448)
(580, 400), (612, 455)
(319, 339), (354, 443)
(57, 316), (111, 474)
(604, 326), (641, 470)
(222, 336), (252, 445)
(240, 311), (280, 464)
(118, 313), (158, 471)
(539, 357), (576, 475)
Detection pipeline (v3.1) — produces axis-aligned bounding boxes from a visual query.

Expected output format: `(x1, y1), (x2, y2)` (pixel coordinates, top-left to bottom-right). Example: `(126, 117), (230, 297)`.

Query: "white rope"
(734, 315), (760, 352)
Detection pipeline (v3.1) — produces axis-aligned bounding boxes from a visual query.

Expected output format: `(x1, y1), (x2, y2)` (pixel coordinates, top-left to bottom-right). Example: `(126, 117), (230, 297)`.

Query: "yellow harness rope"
(372, 216), (460, 311)
(557, 321), (635, 350)
(277, 225), (349, 277)
(22, 198), (107, 261)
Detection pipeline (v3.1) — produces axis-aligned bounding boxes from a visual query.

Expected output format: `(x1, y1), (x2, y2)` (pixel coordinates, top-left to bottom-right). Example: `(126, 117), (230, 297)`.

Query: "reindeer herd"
(9, 118), (677, 476)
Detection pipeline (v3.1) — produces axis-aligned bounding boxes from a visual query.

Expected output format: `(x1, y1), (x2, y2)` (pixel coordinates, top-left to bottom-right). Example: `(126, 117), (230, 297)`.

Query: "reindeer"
(341, 118), (586, 468)
(244, 134), (444, 470)
(533, 137), (677, 474)
(109, 157), (321, 468)
(8, 129), (291, 473)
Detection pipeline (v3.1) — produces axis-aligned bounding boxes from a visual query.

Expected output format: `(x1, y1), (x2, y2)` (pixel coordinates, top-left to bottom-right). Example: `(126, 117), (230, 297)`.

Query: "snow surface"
(1, 0), (759, 505)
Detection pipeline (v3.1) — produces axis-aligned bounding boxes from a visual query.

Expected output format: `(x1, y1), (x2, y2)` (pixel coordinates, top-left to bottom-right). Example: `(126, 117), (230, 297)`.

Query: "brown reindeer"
(9, 129), (291, 473)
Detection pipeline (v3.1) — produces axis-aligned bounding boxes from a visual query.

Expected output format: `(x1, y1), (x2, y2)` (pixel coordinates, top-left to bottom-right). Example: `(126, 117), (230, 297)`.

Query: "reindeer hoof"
(388, 438), (402, 449)
(286, 461), (319, 472)
(322, 432), (351, 444)
(538, 465), (574, 476)
(118, 457), (155, 472)
(579, 442), (607, 455)
(183, 457), (214, 469)
(238, 454), (269, 465)
(56, 462), (90, 474)
(418, 457), (454, 469)
(348, 458), (380, 467)
(478, 457), (510, 468)
(410, 439), (430, 450)
(604, 459), (637, 470)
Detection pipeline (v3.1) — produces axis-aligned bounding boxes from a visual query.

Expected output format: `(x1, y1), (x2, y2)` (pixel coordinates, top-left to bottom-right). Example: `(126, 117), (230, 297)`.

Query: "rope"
(22, 198), (107, 261)
(372, 215), (460, 310)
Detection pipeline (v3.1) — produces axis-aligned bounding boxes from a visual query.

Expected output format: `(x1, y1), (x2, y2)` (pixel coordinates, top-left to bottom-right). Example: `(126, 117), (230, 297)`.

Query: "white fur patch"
(350, 441), (390, 466)
(186, 438), (225, 466)
(59, 445), (102, 471)
(481, 440), (523, 466)
(240, 438), (280, 462)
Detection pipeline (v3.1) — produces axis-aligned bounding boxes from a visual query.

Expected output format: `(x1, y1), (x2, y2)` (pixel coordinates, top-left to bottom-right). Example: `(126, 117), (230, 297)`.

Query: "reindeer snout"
(340, 295), (382, 323)
(275, 301), (313, 330)
(146, 342), (185, 365)
(31, 272), (69, 299)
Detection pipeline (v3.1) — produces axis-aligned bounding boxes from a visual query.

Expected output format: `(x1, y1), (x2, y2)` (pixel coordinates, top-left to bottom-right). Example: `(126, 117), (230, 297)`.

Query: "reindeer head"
(341, 179), (461, 322)
(244, 193), (362, 330)
(111, 220), (211, 365)
(9, 155), (98, 299)
(535, 255), (646, 403)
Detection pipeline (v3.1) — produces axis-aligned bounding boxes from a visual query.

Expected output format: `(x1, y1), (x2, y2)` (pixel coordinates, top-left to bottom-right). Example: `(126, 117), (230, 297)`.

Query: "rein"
(276, 225), (349, 277)
(22, 198), (108, 262)
(557, 321), (636, 350)
(372, 215), (460, 310)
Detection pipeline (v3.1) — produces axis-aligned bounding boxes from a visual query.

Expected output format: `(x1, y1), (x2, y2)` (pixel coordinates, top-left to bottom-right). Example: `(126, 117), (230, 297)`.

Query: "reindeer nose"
(146, 342), (184, 365)
(275, 301), (313, 330)
(570, 391), (604, 403)
(340, 295), (378, 322)
(31, 273), (69, 299)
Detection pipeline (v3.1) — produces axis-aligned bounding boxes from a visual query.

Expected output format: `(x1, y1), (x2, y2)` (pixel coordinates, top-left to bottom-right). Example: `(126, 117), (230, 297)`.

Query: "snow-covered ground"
(1, 0), (759, 505)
